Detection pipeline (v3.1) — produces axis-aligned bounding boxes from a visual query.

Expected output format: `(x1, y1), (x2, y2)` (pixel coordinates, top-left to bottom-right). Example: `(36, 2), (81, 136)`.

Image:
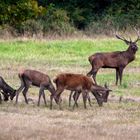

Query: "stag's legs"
(92, 91), (103, 106)
(87, 69), (93, 77)
(87, 69), (98, 84)
(116, 68), (119, 85)
(87, 63), (99, 85)
(38, 85), (46, 106)
(92, 69), (98, 85)
(118, 67), (124, 85)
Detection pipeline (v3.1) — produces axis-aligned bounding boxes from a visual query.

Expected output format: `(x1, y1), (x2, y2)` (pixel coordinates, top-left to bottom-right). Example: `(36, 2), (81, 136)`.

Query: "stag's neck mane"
(122, 48), (136, 62)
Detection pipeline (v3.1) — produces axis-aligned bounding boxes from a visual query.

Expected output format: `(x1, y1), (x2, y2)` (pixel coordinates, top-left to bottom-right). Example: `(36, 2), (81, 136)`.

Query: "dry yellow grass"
(0, 100), (140, 140)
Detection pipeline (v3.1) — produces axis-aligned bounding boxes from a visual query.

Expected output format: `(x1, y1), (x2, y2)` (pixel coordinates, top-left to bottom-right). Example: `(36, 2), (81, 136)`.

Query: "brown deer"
(69, 90), (92, 107)
(69, 83), (110, 107)
(53, 73), (111, 109)
(87, 32), (140, 85)
(15, 69), (56, 109)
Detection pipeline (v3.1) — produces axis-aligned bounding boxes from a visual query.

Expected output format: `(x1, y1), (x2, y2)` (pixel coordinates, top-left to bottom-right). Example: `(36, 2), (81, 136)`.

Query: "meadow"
(0, 38), (140, 140)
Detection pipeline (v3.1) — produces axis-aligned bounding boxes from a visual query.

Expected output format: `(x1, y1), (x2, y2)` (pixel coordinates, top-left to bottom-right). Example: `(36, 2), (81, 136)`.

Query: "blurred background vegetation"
(0, 0), (140, 37)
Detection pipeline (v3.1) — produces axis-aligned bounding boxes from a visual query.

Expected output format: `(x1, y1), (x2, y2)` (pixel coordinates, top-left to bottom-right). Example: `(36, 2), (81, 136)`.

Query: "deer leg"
(15, 83), (25, 104)
(0, 94), (2, 104)
(91, 91), (103, 107)
(38, 86), (45, 106)
(72, 91), (80, 110)
(50, 87), (64, 109)
(50, 94), (53, 110)
(22, 85), (29, 104)
(73, 91), (81, 108)
(87, 69), (93, 77)
(119, 67), (124, 85)
(69, 91), (73, 107)
(42, 91), (47, 106)
(82, 91), (87, 109)
(116, 68), (119, 85)
(87, 93), (92, 107)
(92, 69), (98, 85)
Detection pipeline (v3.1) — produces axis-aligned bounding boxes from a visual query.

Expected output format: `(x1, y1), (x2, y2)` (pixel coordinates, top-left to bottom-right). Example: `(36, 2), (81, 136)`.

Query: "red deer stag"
(87, 32), (140, 85)
(53, 73), (111, 109)
(15, 69), (56, 109)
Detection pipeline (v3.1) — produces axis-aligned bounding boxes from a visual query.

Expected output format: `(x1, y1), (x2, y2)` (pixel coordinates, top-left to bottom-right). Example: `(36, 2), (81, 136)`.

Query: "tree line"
(0, 0), (140, 36)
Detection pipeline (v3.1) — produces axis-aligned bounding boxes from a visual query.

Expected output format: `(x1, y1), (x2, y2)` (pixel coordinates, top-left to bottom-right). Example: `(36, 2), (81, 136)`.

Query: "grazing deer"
(69, 90), (92, 107)
(15, 69), (56, 109)
(0, 76), (16, 101)
(69, 83), (110, 107)
(53, 73), (111, 109)
(87, 32), (140, 85)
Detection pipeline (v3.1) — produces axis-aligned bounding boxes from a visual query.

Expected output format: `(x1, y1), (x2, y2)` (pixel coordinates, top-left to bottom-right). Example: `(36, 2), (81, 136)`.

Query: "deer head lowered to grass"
(53, 73), (111, 109)
(15, 69), (56, 109)
(87, 31), (140, 85)
(68, 83), (110, 108)
(0, 76), (16, 102)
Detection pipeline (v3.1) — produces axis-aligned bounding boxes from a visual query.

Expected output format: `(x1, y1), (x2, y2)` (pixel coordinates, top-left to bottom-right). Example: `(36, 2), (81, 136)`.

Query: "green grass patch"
(0, 39), (140, 67)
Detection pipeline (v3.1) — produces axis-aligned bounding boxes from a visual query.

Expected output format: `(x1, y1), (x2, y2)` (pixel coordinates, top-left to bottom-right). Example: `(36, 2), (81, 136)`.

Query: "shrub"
(39, 5), (75, 36)
(16, 19), (43, 36)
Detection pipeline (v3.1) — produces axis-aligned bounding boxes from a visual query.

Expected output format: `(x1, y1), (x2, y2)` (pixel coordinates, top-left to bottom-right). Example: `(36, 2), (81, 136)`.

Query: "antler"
(115, 34), (130, 44)
(134, 28), (140, 43)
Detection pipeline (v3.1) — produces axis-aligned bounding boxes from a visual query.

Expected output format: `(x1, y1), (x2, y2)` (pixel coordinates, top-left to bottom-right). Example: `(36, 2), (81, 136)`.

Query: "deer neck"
(124, 48), (136, 62)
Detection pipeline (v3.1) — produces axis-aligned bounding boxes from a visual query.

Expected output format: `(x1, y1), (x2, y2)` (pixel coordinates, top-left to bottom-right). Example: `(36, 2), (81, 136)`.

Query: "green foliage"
(39, 4), (75, 35)
(17, 19), (43, 36)
(0, 0), (44, 25)
(1, 0), (140, 35)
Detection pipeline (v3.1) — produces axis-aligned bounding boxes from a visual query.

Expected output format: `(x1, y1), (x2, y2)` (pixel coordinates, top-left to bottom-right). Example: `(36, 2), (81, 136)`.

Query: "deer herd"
(0, 32), (139, 110)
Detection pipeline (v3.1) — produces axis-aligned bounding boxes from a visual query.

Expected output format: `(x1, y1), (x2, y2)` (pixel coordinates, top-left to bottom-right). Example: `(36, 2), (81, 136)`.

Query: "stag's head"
(116, 30), (140, 53)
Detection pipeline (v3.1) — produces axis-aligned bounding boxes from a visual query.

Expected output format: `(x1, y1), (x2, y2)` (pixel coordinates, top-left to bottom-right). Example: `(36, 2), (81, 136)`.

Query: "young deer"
(69, 90), (92, 107)
(15, 69), (56, 109)
(87, 32), (140, 85)
(69, 83), (110, 107)
(53, 73), (111, 109)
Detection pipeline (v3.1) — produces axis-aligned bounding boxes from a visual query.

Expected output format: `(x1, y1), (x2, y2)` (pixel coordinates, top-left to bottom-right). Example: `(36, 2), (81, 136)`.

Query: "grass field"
(0, 38), (140, 140)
